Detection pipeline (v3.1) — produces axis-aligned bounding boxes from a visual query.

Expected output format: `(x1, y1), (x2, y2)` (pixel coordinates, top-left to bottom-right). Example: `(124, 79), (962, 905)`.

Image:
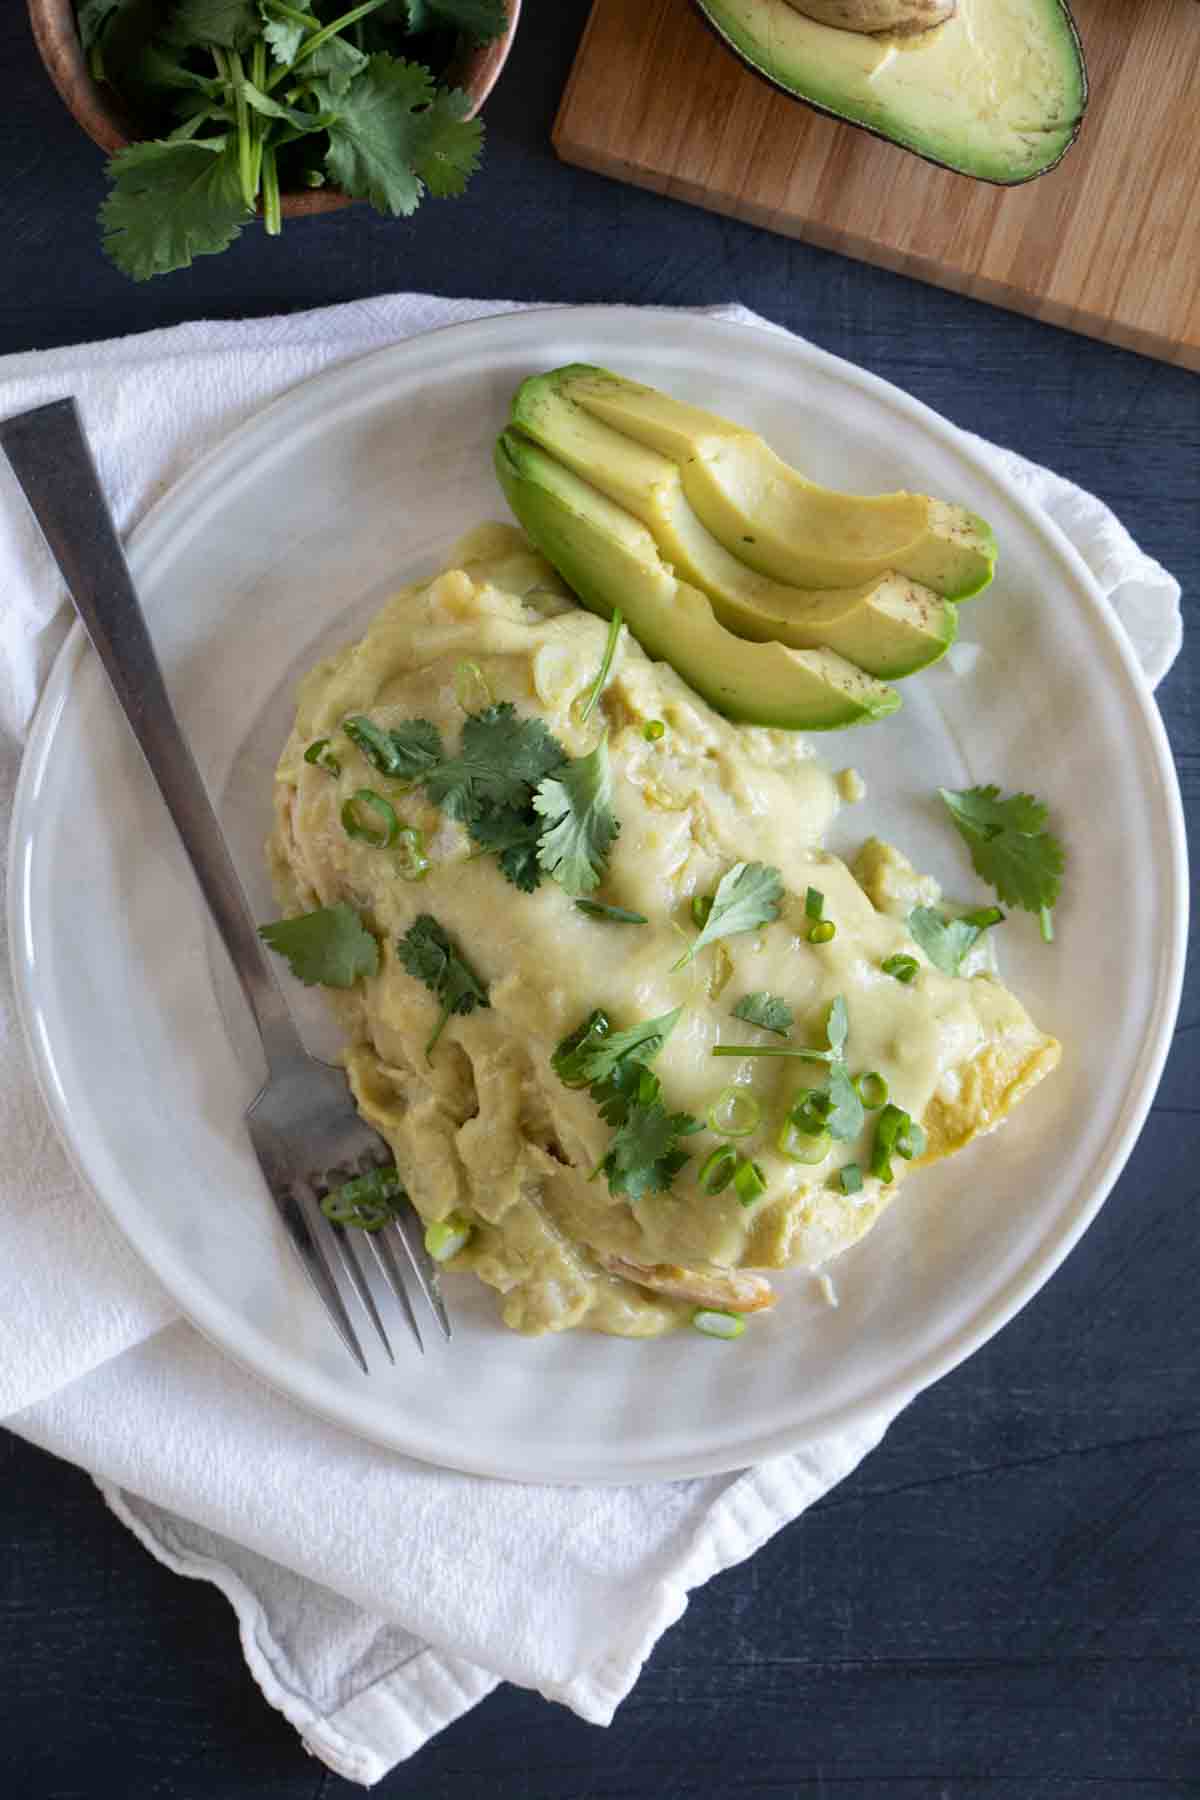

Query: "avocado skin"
(512, 368), (960, 677)
(495, 432), (901, 731)
(692, 0), (1088, 188)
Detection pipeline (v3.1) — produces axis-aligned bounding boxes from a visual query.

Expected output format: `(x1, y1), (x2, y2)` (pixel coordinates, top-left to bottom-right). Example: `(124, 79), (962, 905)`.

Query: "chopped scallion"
(574, 900), (649, 924)
(706, 1086), (761, 1139)
(777, 1119), (832, 1165)
(341, 788), (399, 848)
(882, 953), (919, 984)
(692, 1308), (746, 1340)
(733, 1157), (768, 1205)
(643, 719), (666, 742)
(394, 826), (430, 882)
(853, 1070), (888, 1109)
(321, 1164), (405, 1232)
(698, 1144), (739, 1195)
(808, 919), (836, 945)
(303, 737), (340, 776)
(424, 1214), (473, 1262)
(805, 886), (825, 920)
(691, 894), (714, 929)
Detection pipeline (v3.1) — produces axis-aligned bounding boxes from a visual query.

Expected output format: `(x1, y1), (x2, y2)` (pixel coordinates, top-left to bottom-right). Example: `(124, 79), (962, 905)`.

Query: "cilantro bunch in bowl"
(76, 0), (508, 280)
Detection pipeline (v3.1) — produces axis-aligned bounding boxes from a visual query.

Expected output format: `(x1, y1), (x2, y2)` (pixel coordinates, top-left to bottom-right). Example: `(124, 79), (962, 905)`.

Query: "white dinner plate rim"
(8, 305), (1188, 1483)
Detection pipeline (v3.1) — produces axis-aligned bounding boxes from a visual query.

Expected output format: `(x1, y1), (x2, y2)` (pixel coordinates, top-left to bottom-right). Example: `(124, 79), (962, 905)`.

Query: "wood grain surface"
(554, 0), (1200, 369)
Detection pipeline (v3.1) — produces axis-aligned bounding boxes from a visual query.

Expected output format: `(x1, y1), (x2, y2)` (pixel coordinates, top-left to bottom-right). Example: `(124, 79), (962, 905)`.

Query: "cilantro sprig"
(552, 1007), (701, 1200)
(732, 992), (793, 1037)
(341, 702), (620, 898)
(82, 0), (502, 281)
(396, 913), (489, 1060)
(673, 862), (784, 969)
(939, 785), (1064, 942)
(908, 903), (1004, 976)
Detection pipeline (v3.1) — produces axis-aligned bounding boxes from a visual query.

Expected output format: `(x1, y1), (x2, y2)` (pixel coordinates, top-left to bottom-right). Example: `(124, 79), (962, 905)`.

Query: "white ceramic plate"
(10, 308), (1187, 1483)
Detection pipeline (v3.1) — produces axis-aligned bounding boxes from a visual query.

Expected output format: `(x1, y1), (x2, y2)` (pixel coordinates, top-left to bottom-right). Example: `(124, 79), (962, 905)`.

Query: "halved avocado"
(495, 433), (901, 731)
(511, 371), (957, 677)
(693, 0), (1087, 186)
(558, 365), (996, 600)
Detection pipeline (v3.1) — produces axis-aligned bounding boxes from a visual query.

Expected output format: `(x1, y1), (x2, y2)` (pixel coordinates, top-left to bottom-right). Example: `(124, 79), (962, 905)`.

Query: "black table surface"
(1, 6), (1196, 1797)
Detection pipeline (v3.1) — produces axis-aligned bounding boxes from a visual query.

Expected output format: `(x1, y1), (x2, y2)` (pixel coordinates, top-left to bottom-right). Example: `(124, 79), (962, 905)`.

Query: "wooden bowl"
(28, 0), (521, 219)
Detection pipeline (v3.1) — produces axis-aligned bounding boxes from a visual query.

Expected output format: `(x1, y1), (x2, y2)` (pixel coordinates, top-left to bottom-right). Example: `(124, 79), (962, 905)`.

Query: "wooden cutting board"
(554, 0), (1200, 370)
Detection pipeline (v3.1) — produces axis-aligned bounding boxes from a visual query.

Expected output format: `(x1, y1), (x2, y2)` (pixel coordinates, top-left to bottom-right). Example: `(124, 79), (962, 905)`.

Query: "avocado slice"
(693, 0), (1087, 186)
(557, 365), (996, 600)
(511, 373), (957, 677)
(495, 433), (900, 731)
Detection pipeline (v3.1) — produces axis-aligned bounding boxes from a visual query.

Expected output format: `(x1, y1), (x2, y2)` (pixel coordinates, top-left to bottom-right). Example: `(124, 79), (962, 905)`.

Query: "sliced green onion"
(321, 1164), (406, 1231)
(643, 719), (666, 742)
(579, 609), (623, 721)
(805, 885), (825, 920)
(341, 788), (399, 848)
(454, 660), (492, 714)
(839, 1162), (863, 1196)
(552, 1009), (611, 1087)
(706, 1086), (761, 1138)
(777, 1119), (832, 1165)
(808, 919), (836, 945)
(691, 894), (714, 929)
(960, 905), (1005, 931)
(394, 826), (430, 882)
(424, 1214), (473, 1262)
(574, 900), (648, 925)
(1040, 905), (1055, 944)
(698, 1144), (739, 1195)
(882, 953), (919, 984)
(871, 1151), (895, 1184)
(343, 715), (409, 778)
(853, 1070), (889, 1109)
(692, 1308), (746, 1340)
(872, 1101), (924, 1170)
(733, 1157), (768, 1205)
(303, 737), (340, 776)
(875, 1103), (907, 1153)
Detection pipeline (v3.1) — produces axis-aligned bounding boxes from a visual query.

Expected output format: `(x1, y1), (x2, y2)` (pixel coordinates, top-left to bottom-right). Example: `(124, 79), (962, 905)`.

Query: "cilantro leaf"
(825, 994), (848, 1059)
(571, 1008), (683, 1089)
(165, 0), (260, 49)
(603, 1099), (699, 1201)
(466, 804), (544, 893)
(939, 785), (1064, 921)
(258, 903), (379, 988)
(411, 88), (484, 199)
(403, 0), (509, 42)
(320, 54), (436, 216)
(396, 913), (489, 1059)
(302, 32), (369, 97)
(732, 992), (793, 1037)
(908, 904), (1003, 976)
(100, 140), (251, 282)
(77, 0), (130, 53)
(674, 862), (784, 968)
(533, 735), (619, 896)
(823, 1063), (865, 1143)
(425, 702), (567, 821)
(260, 2), (318, 64)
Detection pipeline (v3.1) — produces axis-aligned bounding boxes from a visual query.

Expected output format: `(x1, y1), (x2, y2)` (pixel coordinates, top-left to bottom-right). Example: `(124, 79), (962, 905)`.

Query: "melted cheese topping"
(268, 526), (1059, 1336)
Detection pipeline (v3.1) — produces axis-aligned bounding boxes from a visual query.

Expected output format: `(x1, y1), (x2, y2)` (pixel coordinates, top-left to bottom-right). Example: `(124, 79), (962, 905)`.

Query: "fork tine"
(387, 1209), (453, 1341)
(281, 1191), (369, 1374)
(328, 1225), (397, 1363)
(364, 1229), (424, 1354)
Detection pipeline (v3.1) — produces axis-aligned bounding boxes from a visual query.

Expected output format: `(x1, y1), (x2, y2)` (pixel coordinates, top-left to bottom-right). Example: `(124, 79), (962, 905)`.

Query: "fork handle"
(2, 398), (304, 1075)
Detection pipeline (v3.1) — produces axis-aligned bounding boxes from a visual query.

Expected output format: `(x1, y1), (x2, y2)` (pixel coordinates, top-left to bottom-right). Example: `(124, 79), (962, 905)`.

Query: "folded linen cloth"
(0, 294), (1182, 1786)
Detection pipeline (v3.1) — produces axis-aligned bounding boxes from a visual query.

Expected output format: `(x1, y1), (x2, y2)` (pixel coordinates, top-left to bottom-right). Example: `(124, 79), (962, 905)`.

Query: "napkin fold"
(0, 295), (1181, 1786)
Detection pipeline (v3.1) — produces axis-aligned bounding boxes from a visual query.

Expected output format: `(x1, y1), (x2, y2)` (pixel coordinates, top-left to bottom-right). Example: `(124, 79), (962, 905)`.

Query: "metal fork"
(1, 397), (449, 1370)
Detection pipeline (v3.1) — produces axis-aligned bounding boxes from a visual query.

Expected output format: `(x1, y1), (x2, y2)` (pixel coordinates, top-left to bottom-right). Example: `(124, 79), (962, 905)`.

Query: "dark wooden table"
(1, 6), (1196, 1796)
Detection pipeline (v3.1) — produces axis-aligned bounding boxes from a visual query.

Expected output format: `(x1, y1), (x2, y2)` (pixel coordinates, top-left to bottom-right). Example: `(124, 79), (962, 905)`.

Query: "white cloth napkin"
(0, 295), (1182, 1787)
